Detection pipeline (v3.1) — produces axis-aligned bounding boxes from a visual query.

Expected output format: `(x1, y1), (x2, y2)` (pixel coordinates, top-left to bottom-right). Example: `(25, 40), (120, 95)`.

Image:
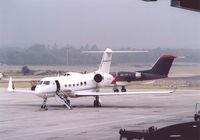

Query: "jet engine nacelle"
(94, 73), (103, 83)
(93, 73), (114, 87)
(135, 72), (142, 78)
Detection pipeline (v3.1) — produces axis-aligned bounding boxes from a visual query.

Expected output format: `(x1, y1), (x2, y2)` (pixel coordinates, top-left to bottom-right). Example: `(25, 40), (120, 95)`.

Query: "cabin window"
(77, 83), (79, 86)
(65, 85), (67, 87)
(120, 73), (129, 77)
(84, 81), (86, 86)
(69, 84), (71, 87)
(80, 82), (83, 86)
(73, 84), (75, 87)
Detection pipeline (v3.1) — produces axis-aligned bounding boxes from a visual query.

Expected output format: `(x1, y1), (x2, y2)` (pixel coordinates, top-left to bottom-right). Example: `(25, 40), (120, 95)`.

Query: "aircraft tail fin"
(82, 48), (148, 74)
(143, 54), (176, 76)
(97, 48), (112, 73)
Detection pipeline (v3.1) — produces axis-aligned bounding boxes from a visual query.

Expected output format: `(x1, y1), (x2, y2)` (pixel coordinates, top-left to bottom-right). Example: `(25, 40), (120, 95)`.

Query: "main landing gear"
(94, 96), (101, 107)
(113, 88), (119, 92)
(41, 98), (48, 110)
(121, 86), (126, 92)
(113, 86), (127, 92)
(113, 85), (119, 92)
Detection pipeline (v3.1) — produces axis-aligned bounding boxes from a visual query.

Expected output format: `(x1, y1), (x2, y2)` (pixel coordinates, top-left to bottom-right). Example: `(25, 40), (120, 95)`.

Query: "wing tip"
(7, 77), (14, 92)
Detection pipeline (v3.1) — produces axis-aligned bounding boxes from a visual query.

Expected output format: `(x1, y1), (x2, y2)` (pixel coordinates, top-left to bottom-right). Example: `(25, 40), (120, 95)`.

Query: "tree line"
(0, 44), (200, 66)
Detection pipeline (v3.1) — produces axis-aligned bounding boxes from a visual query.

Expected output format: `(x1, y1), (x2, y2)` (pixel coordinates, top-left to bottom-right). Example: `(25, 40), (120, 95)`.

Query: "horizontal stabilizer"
(82, 50), (148, 53)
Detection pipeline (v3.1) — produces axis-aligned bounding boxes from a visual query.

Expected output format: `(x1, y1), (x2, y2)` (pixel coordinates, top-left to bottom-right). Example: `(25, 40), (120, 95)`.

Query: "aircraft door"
(55, 80), (61, 92)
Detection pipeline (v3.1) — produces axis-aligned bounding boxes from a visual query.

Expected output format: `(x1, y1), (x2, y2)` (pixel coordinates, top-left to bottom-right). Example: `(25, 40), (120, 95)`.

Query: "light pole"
(67, 47), (69, 66)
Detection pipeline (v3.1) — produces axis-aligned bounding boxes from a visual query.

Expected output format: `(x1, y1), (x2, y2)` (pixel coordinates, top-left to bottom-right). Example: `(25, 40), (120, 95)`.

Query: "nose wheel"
(94, 96), (101, 107)
(41, 98), (48, 110)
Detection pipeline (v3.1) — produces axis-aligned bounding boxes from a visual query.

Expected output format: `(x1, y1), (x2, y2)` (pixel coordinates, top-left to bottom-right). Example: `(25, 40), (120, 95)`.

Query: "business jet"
(111, 54), (176, 92)
(8, 48), (174, 110)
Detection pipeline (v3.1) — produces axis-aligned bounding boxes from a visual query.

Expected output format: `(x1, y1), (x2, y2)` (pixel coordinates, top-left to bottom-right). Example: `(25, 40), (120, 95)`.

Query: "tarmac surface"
(0, 88), (200, 140)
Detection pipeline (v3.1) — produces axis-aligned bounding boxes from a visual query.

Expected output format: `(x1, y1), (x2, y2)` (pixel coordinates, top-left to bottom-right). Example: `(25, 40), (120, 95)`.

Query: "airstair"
(56, 91), (72, 109)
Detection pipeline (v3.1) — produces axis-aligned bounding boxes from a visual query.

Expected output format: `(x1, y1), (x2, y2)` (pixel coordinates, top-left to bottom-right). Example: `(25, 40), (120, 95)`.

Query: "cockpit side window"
(43, 81), (50, 85)
(38, 81), (43, 85)
(64, 73), (70, 76)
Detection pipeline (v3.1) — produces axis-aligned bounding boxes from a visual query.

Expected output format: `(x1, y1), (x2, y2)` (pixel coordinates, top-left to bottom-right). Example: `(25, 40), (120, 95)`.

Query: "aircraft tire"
(114, 89), (119, 92)
(41, 105), (48, 110)
(94, 100), (101, 107)
(121, 88), (126, 92)
(121, 86), (126, 92)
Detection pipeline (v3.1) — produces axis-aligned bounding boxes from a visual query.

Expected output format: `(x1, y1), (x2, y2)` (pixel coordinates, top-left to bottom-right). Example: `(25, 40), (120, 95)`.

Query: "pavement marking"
(0, 110), (192, 140)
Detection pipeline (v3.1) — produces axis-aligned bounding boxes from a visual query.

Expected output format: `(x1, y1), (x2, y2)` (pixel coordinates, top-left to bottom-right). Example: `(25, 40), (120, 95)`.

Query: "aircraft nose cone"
(34, 86), (42, 94)
(34, 85), (47, 98)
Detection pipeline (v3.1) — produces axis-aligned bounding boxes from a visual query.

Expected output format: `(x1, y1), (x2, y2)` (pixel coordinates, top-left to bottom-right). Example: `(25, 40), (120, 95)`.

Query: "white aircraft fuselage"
(35, 72), (114, 98)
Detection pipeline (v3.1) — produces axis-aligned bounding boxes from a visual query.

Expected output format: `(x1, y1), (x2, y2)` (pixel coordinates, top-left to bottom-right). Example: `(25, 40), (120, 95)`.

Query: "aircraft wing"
(3, 78), (40, 82)
(8, 89), (35, 94)
(7, 77), (35, 94)
(74, 89), (175, 96)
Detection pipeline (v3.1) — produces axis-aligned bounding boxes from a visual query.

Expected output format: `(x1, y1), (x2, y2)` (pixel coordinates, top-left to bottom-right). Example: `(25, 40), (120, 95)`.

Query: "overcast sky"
(0, 0), (199, 49)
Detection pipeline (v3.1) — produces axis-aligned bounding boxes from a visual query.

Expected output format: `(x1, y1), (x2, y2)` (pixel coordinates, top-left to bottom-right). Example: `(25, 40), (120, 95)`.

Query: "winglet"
(8, 77), (14, 91)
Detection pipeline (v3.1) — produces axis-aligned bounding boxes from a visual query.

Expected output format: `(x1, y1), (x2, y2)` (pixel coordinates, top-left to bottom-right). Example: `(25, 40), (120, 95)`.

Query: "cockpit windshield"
(38, 81), (43, 85)
(43, 81), (50, 85)
(64, 73), (70, 76)
(38, 81), (50, 85)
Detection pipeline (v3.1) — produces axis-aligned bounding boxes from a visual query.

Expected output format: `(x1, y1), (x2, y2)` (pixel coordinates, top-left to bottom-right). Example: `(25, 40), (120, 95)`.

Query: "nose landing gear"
(41, 98), (48, 110)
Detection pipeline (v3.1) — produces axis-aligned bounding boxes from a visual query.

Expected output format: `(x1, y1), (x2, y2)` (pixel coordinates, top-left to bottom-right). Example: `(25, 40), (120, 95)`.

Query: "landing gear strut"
(113, 85), (119, 92)
(121, 86), (126, 92)
(94, 96), (101, 107)
(41, 98), (48, 110)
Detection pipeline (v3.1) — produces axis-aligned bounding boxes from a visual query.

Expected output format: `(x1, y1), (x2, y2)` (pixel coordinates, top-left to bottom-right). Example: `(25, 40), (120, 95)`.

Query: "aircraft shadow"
(4, 104), (164, 110)
(73, 105), (164, 109)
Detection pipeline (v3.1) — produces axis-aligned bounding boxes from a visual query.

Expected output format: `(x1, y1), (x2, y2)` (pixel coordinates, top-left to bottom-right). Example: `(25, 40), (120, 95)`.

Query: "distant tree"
(91, 44), (99, 51)
(21, 66), (30, 75)
(0, 44), (200, 65)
